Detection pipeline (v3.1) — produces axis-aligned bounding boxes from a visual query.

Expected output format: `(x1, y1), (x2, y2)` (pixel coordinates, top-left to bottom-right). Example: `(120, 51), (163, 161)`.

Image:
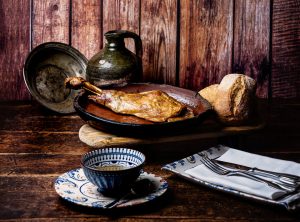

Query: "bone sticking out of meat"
(65, 77), (102, 95)
(65, 77), (186, 122)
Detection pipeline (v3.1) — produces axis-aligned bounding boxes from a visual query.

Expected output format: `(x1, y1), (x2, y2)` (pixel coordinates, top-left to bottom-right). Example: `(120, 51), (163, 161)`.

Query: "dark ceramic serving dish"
(74, 83), (212, 135)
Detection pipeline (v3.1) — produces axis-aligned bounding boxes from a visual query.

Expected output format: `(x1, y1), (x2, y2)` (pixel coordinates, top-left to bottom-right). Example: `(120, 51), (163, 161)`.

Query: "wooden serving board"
(79, 120), (265, 148)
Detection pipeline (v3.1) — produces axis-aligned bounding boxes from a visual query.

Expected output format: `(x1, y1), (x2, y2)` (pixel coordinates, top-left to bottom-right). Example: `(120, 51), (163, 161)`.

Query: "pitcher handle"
(121, 30), (143, 59)
(105, 30), (142, 58)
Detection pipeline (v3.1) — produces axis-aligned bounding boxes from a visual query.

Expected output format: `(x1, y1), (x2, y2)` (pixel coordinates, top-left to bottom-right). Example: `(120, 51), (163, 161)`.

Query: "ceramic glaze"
(87, 30), (143, 87)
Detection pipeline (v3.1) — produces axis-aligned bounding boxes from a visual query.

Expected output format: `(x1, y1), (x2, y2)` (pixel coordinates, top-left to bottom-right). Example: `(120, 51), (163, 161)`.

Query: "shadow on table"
(172, 174), (300, 219)
(58, 188), (174, 218)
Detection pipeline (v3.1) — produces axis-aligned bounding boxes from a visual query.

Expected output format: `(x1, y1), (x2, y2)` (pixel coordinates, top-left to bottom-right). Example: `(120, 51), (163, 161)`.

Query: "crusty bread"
(199, 84), (219, 106)
(199, 74), (256, 125)
(214, 74), (256, 124)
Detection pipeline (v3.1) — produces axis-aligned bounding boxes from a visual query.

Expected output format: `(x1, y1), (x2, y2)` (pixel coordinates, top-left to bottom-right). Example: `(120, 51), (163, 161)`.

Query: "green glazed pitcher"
(86, 30), (143, 87)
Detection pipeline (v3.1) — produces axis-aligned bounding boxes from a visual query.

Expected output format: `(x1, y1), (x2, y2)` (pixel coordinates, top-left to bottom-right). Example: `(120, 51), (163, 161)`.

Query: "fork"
(198, 153), (296, 192)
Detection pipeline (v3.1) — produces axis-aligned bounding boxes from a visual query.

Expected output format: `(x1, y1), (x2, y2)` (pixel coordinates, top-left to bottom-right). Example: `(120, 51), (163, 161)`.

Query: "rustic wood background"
(0, 0), (299, 101)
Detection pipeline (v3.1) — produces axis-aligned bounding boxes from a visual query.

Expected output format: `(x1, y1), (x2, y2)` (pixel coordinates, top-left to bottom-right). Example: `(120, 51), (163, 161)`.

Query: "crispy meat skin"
(65, 77), (186, 122)
(88, 90), (185, 122)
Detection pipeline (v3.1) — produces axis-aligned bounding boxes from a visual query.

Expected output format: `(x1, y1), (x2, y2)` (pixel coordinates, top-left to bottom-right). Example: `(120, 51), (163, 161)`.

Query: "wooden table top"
(0, 100), (300, 221)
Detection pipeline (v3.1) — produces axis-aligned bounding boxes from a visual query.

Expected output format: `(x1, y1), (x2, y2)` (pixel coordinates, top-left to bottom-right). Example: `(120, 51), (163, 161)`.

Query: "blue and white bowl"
(81, 148), (145, 196)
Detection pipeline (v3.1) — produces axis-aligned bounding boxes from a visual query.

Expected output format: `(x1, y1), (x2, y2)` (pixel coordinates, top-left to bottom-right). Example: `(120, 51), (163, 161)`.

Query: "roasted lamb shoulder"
(65, 77), (186, 122)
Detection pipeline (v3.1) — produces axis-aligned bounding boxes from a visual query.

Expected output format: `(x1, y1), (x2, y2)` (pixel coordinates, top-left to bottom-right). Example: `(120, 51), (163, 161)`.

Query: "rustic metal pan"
(74, 83), (212, 135)
(23, 42), (87, 113)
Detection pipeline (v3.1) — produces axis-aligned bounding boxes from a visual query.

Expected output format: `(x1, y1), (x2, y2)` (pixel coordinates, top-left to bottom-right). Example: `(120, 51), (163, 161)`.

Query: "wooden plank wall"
(0, 0), (31, 100)
(179, 0), (233, 91)
(272, 0), (300, 98)
(0, 0), (299, 101)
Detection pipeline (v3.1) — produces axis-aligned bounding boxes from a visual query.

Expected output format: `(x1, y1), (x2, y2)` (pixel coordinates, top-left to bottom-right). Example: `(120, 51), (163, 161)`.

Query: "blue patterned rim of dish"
(81, 147), (145, 172)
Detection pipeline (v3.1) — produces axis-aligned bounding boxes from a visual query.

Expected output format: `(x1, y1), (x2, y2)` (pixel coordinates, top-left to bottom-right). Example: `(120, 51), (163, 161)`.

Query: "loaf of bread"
(198, 84), (219, 106)
(199, 74), (256, 125)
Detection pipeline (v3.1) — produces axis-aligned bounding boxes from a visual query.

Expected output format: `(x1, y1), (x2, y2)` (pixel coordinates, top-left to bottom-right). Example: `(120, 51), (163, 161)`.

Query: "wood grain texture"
(103, 0), (140, 52)
(233, 0), (270, 98)
(0, 102), (84, 132)
(0, 101), (300, 220)
(0, 0), (31, 101)
(271, 0), (300, 98)
(0, 131), (86, 154)
(32, 0), (70, 47)
(0, 161), (299, 220)
(71, 0), (102, 59)
(140, 0), (177, 84)
(78, 122), (265, 148)
(179, 0), (233, 91)
(0, 1), (300, 101)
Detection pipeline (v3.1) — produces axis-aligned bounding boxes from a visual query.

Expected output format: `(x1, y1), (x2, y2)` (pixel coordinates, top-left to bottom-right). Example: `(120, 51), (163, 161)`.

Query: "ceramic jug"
(86, 30), (142, 87)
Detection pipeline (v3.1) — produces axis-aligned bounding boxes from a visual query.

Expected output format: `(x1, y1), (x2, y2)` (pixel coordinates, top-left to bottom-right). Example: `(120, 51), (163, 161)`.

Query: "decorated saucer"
(54, 168), (168, 208)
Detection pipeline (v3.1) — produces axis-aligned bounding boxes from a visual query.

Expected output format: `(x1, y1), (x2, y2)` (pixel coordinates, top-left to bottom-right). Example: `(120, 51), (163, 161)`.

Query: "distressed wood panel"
(71, 0), (102, 59)
(32, 0), (70, 47)
(272, 0), (300, 98)
(179, 0), (233, 91)
(1, 0), (300, 101)
(140, 0), (177, 84)
(103, 0), (139, 52)
(233, 0), (270, 98)
(0, 0), (31, 101)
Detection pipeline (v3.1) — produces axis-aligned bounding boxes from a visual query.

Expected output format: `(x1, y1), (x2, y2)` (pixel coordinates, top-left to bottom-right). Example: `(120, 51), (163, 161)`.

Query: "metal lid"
(23, 42), (88, 113)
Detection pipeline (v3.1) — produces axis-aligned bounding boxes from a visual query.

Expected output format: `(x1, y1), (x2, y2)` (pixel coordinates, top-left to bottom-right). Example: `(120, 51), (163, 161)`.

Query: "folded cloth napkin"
(185, 148), (300, 200)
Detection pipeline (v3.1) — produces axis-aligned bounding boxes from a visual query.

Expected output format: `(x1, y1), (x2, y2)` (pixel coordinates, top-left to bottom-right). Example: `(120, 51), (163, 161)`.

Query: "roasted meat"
(65, 77), (186, 122)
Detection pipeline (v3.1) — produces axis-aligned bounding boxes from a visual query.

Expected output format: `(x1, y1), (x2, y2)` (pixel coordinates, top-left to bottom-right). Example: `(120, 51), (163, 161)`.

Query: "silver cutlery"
(214, 159), (300, 186)
(103, 178), (155, 209)
(104, 190), (134, 209)
(198, 153), (297, 192)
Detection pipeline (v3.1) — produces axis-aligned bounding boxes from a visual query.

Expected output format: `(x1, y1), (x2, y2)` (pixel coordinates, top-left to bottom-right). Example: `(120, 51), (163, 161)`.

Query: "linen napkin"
(185, 148), (300, 200)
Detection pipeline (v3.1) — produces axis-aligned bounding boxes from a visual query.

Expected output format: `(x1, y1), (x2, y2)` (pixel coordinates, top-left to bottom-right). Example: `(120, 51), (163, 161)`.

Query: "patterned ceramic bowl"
(81, 148), (145, 196)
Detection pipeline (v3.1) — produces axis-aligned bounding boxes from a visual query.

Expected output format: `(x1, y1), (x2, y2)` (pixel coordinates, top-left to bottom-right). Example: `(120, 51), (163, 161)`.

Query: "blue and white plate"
(54, 168), (168, 208)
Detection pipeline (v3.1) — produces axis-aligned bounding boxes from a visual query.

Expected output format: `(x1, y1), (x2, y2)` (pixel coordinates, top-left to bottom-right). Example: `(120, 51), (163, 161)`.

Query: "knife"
(214, 160), (300, 186)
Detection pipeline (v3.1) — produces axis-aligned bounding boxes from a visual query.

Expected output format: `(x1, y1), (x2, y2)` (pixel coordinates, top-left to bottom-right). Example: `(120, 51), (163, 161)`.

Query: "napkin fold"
(185, 148), (300, 200)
